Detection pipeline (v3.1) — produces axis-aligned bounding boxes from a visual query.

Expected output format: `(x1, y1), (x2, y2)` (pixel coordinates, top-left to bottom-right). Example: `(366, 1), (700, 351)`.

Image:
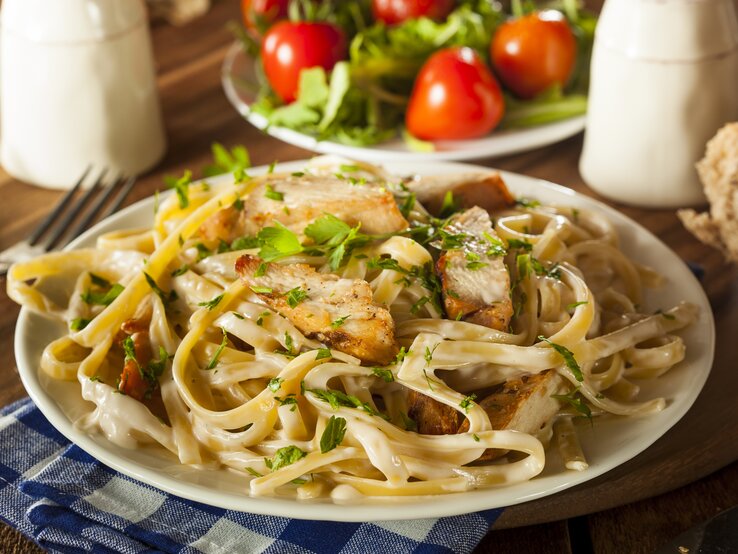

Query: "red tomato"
(372, 0), (455, 24)
(240, 0), (289, 34)
(491, 10), (576, 99)
(262, 21), (347, 103)
(406, 47), (505, 141)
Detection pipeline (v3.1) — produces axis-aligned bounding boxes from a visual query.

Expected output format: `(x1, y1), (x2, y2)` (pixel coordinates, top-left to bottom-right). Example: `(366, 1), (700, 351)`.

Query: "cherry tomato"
(261, 21), (347, 103)
(491, 10), (576, 99)
(406, 47), (505, 140)
(240, 0), (289, 34)
(372, 0), (456, 25)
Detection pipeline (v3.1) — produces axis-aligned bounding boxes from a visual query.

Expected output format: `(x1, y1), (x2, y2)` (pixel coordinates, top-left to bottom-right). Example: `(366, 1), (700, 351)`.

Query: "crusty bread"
(678, 123), (738, 262)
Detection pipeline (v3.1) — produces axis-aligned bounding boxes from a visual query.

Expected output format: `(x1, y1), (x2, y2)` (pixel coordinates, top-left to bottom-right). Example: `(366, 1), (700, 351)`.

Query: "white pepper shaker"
(579, 0), (738, 208)
(0, 0), (166, 189)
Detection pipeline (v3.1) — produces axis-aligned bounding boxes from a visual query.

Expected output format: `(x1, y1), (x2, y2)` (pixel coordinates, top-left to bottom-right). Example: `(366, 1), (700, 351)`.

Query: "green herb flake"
(171, 264), (190, 277)
(472, 433), (480, 442)
(264, 183), (284, 201)
(315, 347), (332, 360)
(399, 192), (416, 218)
(81, 282), (124, 306)
(255, 310), (271, 326)
(268, 377), (284, 392)
(206, 328), (228, 370)
(567, 301), (589, 310)
(551, 388), (592, 421)
(309, 388), (379, 416)
(230, 236), (260, 251)
(394, 347), (410, 365)
(275, 394), (298, 411)
(460, 393), (477, 413)
(250, 286), (273, 294)
(320, 415), (347, 453)
(285, 287), (308, 308)
(254, 262), (268, 278)
(371, 367), (394, 382)
(70, 317), (91, 331)
(264, 445), (306, 472)
(400, 412), (417, 432)
(245, 467), (263, 477)
(330, 315), (350, 328)
(164, 170), (192, 209)
(507, 238), (533, 252)
(198, 294), (224, 311)
(232, 311), (245, 320)
(515, 197), (541, 209)
(439, 190), (460, 218)
(257, 222), (304, 261)
(483, 232), (507, 257)
(538, 335), (583, 381)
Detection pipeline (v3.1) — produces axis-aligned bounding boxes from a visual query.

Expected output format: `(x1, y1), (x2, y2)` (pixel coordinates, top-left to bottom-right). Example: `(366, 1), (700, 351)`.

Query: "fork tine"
(28, 166), (91, 246)
(44, 168), (107, 250)
(63, 173), (126, 246)
(99, 176), (136, 220)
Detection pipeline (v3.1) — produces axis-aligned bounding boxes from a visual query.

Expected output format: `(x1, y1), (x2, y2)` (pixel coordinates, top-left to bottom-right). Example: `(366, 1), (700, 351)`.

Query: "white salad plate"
(15, 159), (714, 522)
(221, 42), (587, 163)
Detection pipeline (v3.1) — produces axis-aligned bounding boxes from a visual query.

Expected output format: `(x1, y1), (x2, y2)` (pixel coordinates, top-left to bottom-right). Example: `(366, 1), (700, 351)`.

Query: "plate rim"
(14, 159), (715, 522)
(221, 41), (587, 163)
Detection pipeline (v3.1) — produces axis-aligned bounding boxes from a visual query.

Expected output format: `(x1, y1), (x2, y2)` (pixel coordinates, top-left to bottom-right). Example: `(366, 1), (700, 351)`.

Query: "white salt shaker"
(579, 0), (738, 208)
(0, 0), (166, 189)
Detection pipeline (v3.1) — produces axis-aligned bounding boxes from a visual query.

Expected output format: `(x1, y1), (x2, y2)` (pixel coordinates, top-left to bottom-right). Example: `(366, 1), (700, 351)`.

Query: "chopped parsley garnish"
(144, 273), (178, 306)
(368, 256), (443, 313)
(515, 197), (541, 209)
(567, 301), (589, 310)
(255, 310), (271, 326)
(465, 252), (488, 270)
(424, 344), (439, 365)
(507, 238), (533, 252)
(250, 286), (273, 294)
(423, 369), (443, 391)
(447, 290), (460, 299)
(285, 287), (308, 308)
(399, 192), (416, 218)
(538, 335), (583, 382)
(264, 183), (284, 201)
(232, 197), (244, 211)
(411, 296), (430, 314)
(275, 394), (298, 411)
(164, 170), (192, 209)
(257, 222), (304, 261)
(291, 171), (305, 177)
(230, 236), (259, 251)
(267, 161), (277, 174)
(70, 317), (91, 331)
(206, 328), (228, 370)
(80, 277), (124, 306)
(315, 347), (332, 360)
(245, 467), (263, 477)
(195, 243), (212, 261)
(171, 264), (190, 277)
(517, 254), (561, 280)
(265, 445), (306, 472)
(339, 164), (360, 173)
(198, 294), (224, 311)
(439, 191), (460, 218)
(275, 332), (296, 358)
(371, 367), (394, 382)
(320, 416), (347, 453)
(483, 232), (507, 257)
(122, 337), (170, 396)
(552, 387), (592, 421)
(400, 412), (417, 432)
(254, 262), (267, 277)
(309, 388), (379, 416)
(394, 347), (410, 365)
(460, 393), (477, 413)
(472, 433), (480, 442)
(268, 377), (284, 392)
(330, 315), (350, 328)
(304, 214), (368, 270)
(232, 311), (245, 319)
(202, 143), (251, 182)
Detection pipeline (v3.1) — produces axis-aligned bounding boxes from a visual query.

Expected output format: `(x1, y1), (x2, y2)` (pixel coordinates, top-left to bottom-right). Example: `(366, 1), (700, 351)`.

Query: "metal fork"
(0, 169), (137, 276)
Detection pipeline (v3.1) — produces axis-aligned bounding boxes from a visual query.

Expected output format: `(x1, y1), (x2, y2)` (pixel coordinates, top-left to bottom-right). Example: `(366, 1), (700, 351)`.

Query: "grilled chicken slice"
(199, 175), (408, 244)
(458, 370), (565, 460)
(404, 172), (515, 216)
(407, 391), (461, 435)
(437, 207), (513, 330)
(236, 255), (399, 364)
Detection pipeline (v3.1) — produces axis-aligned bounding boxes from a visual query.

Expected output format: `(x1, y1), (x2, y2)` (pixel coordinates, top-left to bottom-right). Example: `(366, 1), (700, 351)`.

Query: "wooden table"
(2, 2), (738, 552)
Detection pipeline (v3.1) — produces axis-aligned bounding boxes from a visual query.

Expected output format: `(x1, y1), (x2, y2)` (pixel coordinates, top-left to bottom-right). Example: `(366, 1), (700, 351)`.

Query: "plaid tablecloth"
(0, 398), (503, 553)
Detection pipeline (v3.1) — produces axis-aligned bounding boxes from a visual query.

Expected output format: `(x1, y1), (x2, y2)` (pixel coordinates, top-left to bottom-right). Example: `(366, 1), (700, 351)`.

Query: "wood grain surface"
(2, 2), (738, 552)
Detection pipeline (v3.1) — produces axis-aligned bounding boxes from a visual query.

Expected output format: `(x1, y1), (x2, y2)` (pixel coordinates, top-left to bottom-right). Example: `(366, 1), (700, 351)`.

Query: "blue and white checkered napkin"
(0, 398), (503, 553)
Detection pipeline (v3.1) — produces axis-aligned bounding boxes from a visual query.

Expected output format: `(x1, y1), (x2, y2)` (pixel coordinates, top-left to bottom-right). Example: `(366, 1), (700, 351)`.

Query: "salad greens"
(239, 0), (596, 148)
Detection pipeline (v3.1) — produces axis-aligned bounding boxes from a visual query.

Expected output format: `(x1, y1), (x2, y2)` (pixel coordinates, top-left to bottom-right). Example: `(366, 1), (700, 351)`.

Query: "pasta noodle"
(7, 157), (697, 500)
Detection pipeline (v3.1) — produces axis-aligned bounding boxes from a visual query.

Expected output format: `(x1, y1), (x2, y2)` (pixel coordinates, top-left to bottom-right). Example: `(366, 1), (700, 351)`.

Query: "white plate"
(15, 160), (714, 522)
(221, 42), (587, 162)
